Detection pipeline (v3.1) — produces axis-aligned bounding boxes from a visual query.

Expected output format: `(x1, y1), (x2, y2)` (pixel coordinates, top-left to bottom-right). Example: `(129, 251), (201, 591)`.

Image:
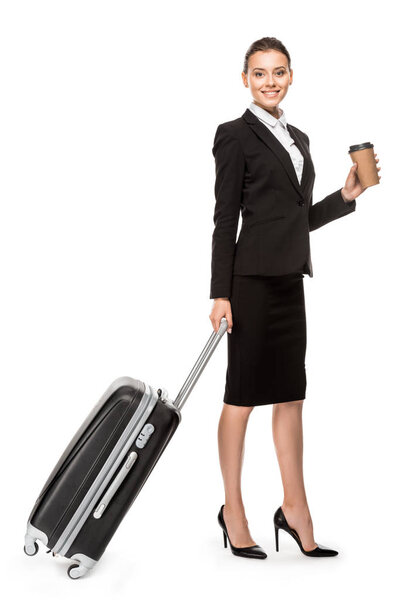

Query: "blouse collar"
(248, 100), (288, 129)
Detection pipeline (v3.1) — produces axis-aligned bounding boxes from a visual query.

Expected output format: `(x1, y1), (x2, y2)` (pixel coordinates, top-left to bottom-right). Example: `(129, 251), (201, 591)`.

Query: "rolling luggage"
(24, 318), (228, 579)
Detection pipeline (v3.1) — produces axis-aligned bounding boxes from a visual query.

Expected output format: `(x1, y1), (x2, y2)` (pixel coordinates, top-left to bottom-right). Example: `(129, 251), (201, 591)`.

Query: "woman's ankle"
(223, 502), (247, 520)
(282, 501), (311, 518)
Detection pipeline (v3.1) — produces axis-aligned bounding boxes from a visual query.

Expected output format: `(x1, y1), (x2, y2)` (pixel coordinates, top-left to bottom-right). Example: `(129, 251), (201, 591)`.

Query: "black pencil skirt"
(223, 273), (307, 406)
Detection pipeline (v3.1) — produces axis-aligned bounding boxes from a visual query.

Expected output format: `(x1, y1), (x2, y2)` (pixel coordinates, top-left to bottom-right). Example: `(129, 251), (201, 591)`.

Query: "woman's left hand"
(341, 153), (381, 202)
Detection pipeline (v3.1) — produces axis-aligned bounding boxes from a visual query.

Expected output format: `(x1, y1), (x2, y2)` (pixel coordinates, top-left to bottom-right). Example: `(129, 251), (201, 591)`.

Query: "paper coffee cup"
(348, 142), (379, 188)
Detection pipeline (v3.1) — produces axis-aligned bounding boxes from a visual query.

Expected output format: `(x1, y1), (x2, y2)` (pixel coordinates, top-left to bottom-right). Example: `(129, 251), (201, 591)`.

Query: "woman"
(209, 37), (380, 560)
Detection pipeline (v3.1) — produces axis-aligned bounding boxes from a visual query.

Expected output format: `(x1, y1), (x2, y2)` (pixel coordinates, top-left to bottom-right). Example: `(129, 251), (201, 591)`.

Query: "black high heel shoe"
(273, 506), (338, 557)
(218, 505), (267, 559)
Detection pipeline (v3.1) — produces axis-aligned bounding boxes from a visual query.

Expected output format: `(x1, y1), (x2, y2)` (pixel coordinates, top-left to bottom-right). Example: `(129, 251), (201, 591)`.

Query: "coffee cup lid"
(348, 142), (374, 153)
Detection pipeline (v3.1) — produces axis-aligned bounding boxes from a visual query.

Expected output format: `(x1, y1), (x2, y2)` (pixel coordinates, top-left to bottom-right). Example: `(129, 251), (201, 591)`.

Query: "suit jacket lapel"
(242, 108), (308, 201)
(286, 123), (312, 194)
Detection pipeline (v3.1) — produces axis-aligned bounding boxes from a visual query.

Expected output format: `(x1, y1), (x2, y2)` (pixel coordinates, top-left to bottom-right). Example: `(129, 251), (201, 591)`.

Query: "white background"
(1, 0), (398, 597)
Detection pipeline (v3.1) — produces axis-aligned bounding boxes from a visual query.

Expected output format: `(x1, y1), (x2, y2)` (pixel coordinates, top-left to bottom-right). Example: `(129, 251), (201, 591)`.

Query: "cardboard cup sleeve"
(348, 142), (379, 188)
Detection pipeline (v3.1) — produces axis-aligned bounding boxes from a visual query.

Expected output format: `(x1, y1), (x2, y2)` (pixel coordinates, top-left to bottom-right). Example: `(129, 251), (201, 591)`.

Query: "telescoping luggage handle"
(173, 317), (228, 410)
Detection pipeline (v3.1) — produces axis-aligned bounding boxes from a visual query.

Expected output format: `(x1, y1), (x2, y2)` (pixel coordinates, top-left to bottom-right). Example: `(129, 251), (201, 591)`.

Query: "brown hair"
(243, 37), (291, 74)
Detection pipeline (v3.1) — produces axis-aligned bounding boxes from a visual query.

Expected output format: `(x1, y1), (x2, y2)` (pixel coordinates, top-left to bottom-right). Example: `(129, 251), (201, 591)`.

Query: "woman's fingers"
(375, 153), (381, 179)
(225, 311), (233, 333)
(209, 315), (226, 333)
(209, 310), (234, 333)
(210, 316), (220, 333)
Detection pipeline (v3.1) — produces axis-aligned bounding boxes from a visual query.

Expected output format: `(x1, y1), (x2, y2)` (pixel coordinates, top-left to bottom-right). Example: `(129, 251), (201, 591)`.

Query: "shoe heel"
(223, 530), (227, 548)
(274, 525), (279, 552)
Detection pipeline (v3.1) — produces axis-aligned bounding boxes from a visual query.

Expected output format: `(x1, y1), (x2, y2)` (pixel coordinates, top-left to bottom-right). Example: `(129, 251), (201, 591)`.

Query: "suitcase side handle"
(93, 451), (138, 519)
(173, 317), (228, 410)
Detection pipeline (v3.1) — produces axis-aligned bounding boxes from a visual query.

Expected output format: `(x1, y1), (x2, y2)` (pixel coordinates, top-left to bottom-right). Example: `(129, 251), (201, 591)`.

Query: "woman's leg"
(218, 403), (257, 547)
(272, 399), (318, 551)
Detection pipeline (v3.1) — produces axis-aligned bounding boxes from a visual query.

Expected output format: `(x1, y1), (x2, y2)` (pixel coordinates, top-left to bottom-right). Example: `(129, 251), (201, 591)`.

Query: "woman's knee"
(223, 403), (255, 417)
(273, 399), (304, 410)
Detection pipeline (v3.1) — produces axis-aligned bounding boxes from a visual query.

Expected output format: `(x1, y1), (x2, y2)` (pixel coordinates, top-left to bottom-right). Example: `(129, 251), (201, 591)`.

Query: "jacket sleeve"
(309, 188), (356, 232)
(303, 133), (357, 232)
(210, 125), (245, 300)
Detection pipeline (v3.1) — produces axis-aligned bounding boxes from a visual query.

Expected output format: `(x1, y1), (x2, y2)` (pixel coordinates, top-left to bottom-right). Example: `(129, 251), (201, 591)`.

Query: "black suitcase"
(24, 318), (228, 579)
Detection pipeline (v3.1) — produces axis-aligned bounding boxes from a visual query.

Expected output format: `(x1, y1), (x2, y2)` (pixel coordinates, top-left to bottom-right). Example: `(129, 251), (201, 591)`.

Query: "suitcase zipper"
(52, 381), (158, 556)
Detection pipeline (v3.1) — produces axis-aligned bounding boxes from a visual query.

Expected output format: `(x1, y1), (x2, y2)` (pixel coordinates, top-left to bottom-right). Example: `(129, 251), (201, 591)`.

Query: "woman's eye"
(255, 70), (285, 77)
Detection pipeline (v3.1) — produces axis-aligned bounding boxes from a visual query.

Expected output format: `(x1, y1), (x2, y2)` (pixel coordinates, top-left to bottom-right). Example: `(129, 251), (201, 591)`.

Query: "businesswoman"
(209, 37), (380, 560)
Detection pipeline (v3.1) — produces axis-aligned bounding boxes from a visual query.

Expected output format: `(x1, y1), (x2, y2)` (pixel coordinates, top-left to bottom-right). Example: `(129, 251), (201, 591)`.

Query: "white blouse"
(248, 101), (304, 185)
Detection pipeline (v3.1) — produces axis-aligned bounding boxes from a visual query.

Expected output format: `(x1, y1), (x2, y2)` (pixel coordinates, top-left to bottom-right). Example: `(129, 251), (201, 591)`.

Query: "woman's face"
(242, 50), (293, 117)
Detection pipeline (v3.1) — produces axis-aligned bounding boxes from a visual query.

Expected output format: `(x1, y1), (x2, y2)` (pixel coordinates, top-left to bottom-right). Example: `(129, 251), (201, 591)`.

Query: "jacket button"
(297, 200), (304, 207)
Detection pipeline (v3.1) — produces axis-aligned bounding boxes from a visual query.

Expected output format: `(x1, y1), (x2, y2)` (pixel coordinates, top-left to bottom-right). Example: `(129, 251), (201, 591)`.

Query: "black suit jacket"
(210, 108), (356, 299)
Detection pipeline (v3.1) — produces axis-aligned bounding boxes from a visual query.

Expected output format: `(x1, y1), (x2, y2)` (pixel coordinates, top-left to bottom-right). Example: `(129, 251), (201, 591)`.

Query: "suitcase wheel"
(67, 563), (89, 580)
(24, 541), (39, 556)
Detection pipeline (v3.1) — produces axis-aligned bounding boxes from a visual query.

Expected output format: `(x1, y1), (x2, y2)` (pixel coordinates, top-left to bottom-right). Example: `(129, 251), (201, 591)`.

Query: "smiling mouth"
(262, 90), (280, 96)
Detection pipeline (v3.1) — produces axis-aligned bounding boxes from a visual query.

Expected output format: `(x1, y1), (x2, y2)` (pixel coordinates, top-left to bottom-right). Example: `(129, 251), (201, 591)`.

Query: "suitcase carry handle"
(173, 317), (228, 410)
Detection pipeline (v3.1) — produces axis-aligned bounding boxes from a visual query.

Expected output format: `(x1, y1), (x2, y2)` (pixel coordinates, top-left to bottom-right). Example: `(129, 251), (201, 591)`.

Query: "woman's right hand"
(209, 298), (233, 334)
